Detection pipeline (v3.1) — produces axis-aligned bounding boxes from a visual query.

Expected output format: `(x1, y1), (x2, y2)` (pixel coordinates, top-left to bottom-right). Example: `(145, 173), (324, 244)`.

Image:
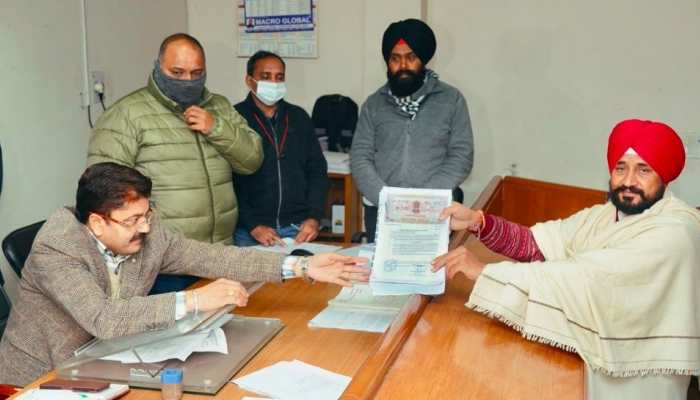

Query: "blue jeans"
(234, 225), (300, 247)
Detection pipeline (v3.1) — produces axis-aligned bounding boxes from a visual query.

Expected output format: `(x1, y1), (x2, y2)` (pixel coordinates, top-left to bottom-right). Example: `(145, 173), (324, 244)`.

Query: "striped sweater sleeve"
(479, 215), (545, 262)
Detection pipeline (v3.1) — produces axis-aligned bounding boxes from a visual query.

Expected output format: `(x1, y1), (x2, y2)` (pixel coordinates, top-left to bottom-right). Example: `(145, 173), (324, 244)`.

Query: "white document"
(370, 187), (451, 296)
(15, 384), (129, 400)
(252, 237), (341, 255)
(323, 151), (350, 174)
(309, 307), (397, 333)
(233, 359), (351, 400)
(101, 327), (227, 364)
(328, 284), (408, 312)
(309, 284), (409, 332)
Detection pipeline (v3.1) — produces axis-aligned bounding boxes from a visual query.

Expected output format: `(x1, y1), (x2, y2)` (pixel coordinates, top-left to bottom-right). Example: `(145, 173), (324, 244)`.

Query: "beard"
(608, 182), (665, 215)
(387, 67), (426, 97)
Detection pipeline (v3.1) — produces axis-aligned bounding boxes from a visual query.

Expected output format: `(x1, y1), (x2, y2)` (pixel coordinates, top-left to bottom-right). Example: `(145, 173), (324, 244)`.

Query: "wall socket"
(89, 70), (105, 106)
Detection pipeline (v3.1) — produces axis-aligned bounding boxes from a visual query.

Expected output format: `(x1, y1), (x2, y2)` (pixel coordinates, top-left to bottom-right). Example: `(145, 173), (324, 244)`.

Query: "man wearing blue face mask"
(87, 33), (263, 293)
(232, 51), (328, 247)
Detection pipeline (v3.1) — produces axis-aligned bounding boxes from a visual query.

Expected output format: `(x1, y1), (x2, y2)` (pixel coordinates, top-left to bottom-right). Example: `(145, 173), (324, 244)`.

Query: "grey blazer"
(0, 207), (285, 386)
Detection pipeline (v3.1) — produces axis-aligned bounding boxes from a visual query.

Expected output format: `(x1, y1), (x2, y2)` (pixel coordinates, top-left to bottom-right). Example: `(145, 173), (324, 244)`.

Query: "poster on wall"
(237, 0), (318, 58)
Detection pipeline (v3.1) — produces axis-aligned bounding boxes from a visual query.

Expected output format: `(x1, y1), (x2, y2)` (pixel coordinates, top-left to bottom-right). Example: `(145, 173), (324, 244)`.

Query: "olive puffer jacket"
(87, 76), (263, 244)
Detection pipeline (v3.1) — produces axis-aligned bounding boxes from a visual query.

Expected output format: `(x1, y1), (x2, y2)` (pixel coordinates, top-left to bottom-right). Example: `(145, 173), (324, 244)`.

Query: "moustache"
(130, 233), (144, 243)
(393, 69), (417, 79)
(613, 185), (645, 197)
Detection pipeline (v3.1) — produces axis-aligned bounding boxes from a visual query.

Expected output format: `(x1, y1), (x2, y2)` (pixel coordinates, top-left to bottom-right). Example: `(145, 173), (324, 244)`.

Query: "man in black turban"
(381, 18), (437, 96)
(351, 19), (475, 243)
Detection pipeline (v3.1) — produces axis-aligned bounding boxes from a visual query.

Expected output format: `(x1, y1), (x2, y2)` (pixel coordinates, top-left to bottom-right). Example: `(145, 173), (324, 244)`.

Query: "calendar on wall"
(237, 0), (318, 59)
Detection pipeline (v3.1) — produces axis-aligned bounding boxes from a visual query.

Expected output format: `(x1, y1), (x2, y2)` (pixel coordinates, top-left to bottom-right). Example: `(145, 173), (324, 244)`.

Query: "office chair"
(2, 221), (45, 279)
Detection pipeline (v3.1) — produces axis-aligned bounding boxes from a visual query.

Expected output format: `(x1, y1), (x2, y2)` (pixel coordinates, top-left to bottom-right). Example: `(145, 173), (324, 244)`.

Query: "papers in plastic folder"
(233, 359), (351, 400)
(252, 237), (342, 255)
(101, 327), (228, 364)
(370, 187), (451, 296)
(309, 284), (409, 332)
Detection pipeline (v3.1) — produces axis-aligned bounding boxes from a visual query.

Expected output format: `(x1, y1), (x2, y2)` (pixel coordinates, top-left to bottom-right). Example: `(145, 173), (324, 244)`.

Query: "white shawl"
(467, 193), (700, 377)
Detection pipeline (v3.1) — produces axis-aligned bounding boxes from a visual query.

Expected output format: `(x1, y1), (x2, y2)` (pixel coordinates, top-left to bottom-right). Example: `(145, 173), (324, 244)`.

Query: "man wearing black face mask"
(87, 33), (263, 293)
(350, 19), (474, 243)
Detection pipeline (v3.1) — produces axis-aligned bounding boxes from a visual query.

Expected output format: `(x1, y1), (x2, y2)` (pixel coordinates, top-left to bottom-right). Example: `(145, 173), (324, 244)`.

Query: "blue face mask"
(152, 60), (206, 109)
(253, 79), (287, 106)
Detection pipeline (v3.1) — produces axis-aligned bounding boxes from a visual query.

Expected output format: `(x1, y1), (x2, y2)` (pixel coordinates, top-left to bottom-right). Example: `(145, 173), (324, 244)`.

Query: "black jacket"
(233, 94), (328, 231)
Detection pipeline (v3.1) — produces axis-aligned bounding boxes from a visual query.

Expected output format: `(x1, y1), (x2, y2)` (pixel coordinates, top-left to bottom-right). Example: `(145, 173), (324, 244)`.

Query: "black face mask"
(152, 60), (206, 109)
(608, 183), (666, 215)
(387, 67), (426, 97)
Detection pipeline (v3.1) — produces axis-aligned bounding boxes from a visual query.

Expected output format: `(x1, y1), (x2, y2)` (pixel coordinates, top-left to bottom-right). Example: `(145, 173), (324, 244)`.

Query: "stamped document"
(370, 187), (451, 295)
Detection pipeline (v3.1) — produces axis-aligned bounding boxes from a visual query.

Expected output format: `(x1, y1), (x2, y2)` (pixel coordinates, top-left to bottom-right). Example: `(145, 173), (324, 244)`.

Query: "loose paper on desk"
(252, 237), (341, 255)
(15, 384), (129, 400)
(233, 359), (351, 400)
(309, 283), (410, 332)
(100, 327), (227, 364)
(323, 151), (350, 174)
(370, 187), (451, 296)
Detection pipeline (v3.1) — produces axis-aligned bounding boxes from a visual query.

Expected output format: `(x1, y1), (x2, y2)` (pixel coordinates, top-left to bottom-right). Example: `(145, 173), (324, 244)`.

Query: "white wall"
(0, 0), (187, 300)
(427, 0), (700, 203)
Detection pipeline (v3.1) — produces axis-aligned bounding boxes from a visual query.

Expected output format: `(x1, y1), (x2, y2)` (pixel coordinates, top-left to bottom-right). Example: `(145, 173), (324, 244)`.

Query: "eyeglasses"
(98, 208), (154, 229)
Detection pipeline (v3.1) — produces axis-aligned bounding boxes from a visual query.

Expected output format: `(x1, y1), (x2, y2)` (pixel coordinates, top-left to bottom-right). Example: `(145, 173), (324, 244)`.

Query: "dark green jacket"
(87, 76), (262, 244)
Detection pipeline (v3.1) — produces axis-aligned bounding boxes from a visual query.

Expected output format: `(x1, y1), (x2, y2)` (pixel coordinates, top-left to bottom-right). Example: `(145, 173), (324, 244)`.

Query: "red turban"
(607, 119), (686, 184)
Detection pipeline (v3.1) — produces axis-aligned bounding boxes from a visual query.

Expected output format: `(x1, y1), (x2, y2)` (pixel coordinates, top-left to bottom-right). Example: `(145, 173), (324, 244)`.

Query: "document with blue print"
(370, 187), (451, 296)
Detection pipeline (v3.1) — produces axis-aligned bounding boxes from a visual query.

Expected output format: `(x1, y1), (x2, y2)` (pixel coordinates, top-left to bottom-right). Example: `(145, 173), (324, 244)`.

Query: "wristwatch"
(295, 256), (314, 283)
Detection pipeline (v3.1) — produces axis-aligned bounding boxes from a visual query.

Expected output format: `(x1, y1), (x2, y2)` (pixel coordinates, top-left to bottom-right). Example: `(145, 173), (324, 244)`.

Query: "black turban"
(382, 18), (436, 65)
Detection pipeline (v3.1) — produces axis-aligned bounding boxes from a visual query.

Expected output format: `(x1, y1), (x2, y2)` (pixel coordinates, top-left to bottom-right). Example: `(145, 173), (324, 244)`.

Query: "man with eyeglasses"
(0, 163), (369, 386)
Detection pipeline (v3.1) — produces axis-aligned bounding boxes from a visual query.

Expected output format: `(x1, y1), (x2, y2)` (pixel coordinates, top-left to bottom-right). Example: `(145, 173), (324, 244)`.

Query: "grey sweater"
(350, 75), (474, 205)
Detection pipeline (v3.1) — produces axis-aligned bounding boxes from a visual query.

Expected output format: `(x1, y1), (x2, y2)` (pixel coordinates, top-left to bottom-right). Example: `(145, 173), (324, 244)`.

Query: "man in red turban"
(433, 119), (699, 399)
(606, 119), (686, 215)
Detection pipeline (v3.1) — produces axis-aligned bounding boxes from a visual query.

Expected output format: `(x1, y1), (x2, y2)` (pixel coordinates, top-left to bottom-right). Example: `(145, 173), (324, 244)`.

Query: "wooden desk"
(11, 278), (383, 399)
(369, 239), (584, 400)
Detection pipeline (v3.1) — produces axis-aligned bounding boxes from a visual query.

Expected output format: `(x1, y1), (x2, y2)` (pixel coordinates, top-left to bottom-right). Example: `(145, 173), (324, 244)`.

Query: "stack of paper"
(251, 237), (341, 255)
(100, 327), (228, 364)
(233, 359), (351, 400)
(309, 284), (410, 333)
(370, 187), (451, 296)
(323, 151), (350, 174)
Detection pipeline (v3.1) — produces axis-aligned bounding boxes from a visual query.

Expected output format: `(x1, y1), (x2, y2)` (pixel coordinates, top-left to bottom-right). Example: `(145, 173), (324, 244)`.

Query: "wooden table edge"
(340, 293), (431, 400)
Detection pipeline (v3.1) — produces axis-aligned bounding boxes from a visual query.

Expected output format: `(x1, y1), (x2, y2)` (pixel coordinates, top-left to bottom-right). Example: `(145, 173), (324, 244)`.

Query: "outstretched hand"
(307, 253), (370, 287)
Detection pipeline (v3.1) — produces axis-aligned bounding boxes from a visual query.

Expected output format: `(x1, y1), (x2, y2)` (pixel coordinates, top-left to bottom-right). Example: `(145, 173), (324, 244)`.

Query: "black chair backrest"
(312, 94), (358, 153)
(0, 269), (10, 340)
(2, 221), (45, 279)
